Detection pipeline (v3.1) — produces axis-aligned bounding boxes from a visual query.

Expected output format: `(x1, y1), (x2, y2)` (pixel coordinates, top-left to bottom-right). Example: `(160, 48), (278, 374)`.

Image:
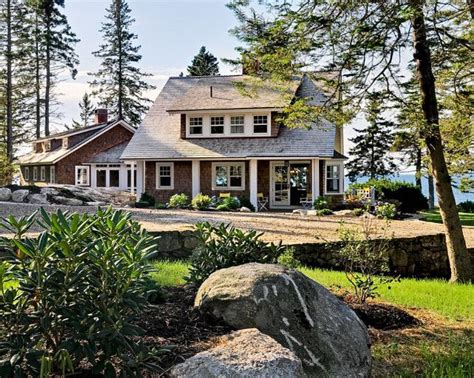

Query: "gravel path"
(1, 202), (473, 246)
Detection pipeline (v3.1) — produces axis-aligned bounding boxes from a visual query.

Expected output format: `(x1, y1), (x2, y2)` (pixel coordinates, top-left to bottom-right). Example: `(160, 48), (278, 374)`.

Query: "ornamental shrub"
(191, 193), (213, 210)
(375, 202), (398, 219)
(168, 193), (189, 209)
(238, 196), (256, 212)
(457, 200), (474, 213)
(136, 192), (156, 208)
(216, 196), (240, 211)
(350, 179), (428, 213)
(0, 208), (161, 376)
(187, 222), (286, 284)
(313, 195), (331, 210)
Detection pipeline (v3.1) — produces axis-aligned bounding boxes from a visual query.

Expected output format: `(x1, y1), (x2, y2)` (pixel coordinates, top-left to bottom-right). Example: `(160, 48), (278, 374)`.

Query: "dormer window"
(210, 116), (224, 134)
(62, 138), (69, 149)
(231, 116), (245, 134)
(253, 115), (268, 134)
(189, 117), (203, 135)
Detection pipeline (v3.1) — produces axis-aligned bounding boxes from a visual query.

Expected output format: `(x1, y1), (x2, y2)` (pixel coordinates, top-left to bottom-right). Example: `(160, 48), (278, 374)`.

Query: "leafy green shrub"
(191, 193), (212, 210)
(338, 217), (397, 303)
(350, 179), (428, 213)
(352, 208), (365, 217)
(216, 196), (240, 211)
(187, 222), (286, 284)
(375, 202), (398, 219)
(277, 247), (301, 269)
(313, 195), (330, 210)
(316, 208), (333, 216)
(155, 202), (168, 209)
(168, 193), (189, 209)
(238, 196), (256, 212)
(457, 200), (474, 213)
(136, 192), (155, 208)
(0, 208), (161, 376)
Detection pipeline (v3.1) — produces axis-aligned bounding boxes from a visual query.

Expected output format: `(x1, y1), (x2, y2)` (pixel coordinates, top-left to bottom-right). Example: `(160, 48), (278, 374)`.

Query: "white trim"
(186, 112), (272, 138)
(121, 156), (343, 162)
(269, 161), (290, 207)
(40, 166), (46, 181)
(169, 107), (282, 115)
(50, 120), (135, 164)
(211, 162), (246, 191)
(25, 167), (30, 181)
(192, 160), (200, 197)
(75, 165), (90, 186)
(156, 162), (174, 190)
(49, 166), (56, 184)
(249, 159), (258, 211)
(324, 161), (344, 195)
(33, 167), (38, 181)
(311, 159), (320, 202)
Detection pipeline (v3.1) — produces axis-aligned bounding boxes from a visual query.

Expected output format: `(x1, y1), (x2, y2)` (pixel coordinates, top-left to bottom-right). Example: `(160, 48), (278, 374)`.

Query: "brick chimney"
(94, 108), (108, 124)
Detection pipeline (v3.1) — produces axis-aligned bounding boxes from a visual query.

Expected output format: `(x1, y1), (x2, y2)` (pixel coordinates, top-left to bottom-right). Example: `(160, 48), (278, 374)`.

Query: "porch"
(125, 158), (344, 210)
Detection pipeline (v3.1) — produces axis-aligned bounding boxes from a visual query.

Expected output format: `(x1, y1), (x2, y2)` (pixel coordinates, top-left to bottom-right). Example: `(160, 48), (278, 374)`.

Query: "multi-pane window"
(230, 116), (245, 134)
(189, 117), (203, 135)
(210, 116), (225, 134)
(75, 166), (89, 186)
(40, 166), (46, 181)
(50, 166), (56, 184)
(156, 163), (174, 189)
(253, 115), (268, 133)
(127, 164), (137, 188)
(33, 167), (38, 181)
(25, 167), (30, 181)
(212, 163), (245, 190)
(326, 164), (341, 193)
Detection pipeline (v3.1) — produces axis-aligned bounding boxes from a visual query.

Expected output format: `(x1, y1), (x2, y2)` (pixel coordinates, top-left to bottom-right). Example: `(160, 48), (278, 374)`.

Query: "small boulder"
(170, 328), (305, 378)
(195, 263), (371, 377)
(27, 193), (49, 205)
(85, 201), (107, 207)
(12, 189), (29, 203)
(53, 196), (83, 206)
(40, 187), (59, 196)
(0, 188), (12, 201)
(239, 206), (252, 212)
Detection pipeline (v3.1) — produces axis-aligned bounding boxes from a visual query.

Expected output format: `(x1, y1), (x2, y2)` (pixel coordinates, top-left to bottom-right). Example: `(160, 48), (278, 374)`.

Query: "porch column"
(130, 162), (135, 197)
(136, 161), (144, 201)
(312, 158), (320, 203)
(249, 159), (258, 211)
(192, 160), (200, 197)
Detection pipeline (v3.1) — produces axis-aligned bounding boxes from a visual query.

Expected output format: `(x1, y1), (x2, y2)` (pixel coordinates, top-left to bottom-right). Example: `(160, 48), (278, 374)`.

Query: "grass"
(152, 261), (474, 321)
(420, 210), (474, 227)
(152, 260), (474, 376)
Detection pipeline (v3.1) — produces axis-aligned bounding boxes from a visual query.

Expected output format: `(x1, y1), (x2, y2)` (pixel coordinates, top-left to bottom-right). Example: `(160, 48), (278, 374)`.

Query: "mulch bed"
(135, 285), (233, 376)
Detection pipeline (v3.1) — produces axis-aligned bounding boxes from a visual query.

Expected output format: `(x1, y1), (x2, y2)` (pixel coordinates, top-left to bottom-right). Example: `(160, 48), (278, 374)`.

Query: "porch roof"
(121, 75), (338, 160)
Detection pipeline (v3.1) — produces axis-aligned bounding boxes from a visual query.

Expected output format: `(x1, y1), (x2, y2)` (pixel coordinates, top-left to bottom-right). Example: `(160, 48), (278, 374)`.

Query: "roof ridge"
(169, 74), (244, 80)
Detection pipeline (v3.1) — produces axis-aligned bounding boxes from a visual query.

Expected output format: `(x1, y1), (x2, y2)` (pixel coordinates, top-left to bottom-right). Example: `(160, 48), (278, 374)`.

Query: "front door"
(271, 162), (290, 206)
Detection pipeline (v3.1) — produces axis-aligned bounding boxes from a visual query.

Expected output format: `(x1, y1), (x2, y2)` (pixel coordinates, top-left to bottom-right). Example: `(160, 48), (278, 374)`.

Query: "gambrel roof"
(121, 75), (341, 160)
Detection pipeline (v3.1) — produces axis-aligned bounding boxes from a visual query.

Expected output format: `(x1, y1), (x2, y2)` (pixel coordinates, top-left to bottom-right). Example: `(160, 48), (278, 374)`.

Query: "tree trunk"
(6, 0), (13, 172)
(44, 14), (51, 136)
(415, 147), (422, 189)
(34, 10), (41, 139)
(428, 174), (435, 210)
(117, 1), (123, 120)
(411, 0), (472, 282)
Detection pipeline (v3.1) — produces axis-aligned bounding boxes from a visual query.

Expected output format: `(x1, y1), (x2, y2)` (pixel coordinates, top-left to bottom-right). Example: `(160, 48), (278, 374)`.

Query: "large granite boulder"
(11, 189), (29, 203)
(27, 193), (49, 205)
(53, 196), (83, 206)
(195, 263), (371, 377)
(0, 188), (12, 201)
(170, 328), (305, 378)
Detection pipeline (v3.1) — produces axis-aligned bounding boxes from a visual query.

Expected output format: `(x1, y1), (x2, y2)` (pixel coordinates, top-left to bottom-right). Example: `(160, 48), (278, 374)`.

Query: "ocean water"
(345, 174), (473, 204)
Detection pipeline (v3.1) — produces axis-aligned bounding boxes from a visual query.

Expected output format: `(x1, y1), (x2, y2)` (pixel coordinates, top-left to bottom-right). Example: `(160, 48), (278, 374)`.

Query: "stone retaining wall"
(151, 230), (474, 279)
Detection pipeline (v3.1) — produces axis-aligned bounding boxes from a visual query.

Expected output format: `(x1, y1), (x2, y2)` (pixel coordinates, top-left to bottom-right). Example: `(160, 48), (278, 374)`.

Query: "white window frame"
(25, 167), (30, 181)
(75, 165), (90, 186)
(33, 167), (38, 181)
(230, 115), (245, 135)
(50, 166), (56, 184)
(210, 116), (225, 135)
(156, 162), (174, 190)
(189, 117), (203, 136)
(211, 162), (245, 191)
(253, 115), (269, 134)
(45, 140), (51, 151)
(62, 138), (69, 149)
(324, 162), (344, 195)
(40, 166), (46, 181)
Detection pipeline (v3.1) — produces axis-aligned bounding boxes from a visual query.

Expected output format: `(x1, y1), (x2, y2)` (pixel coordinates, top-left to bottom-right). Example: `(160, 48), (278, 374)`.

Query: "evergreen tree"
(72, 92), (95, 128)
(187, 46), (219, 76)
(89, 0), (155, 127)
(346, 95), (397, 181)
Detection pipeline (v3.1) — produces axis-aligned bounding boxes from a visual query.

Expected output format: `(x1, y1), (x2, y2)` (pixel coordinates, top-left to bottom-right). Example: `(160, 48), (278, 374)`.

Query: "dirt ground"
(0, 202), (473, 247)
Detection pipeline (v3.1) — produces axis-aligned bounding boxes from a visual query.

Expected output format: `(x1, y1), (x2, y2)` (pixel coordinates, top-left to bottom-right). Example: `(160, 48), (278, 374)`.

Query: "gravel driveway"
(1, 202), (473, 246)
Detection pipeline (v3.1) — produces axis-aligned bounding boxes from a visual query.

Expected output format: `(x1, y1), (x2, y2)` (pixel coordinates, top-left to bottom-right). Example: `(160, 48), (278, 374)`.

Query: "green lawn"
(152, 261), (474, 321)
(420, 210), (474, 227)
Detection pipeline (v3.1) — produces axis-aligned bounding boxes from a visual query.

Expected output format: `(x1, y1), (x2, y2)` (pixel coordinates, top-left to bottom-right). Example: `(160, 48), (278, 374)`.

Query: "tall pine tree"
(346, 95), (397, 181)
(89, 0), (155, 127)
(187, 46), (219, 76)
(72, 92), (95, 128)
